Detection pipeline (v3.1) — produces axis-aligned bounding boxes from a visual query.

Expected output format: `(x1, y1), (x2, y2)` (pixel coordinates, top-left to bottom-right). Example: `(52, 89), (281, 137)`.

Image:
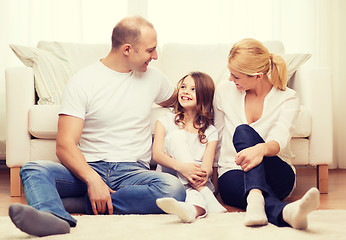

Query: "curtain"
(0, 0), (345, 168)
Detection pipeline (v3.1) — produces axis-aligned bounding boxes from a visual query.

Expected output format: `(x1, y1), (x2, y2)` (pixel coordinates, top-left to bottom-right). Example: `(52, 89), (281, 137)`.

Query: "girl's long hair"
(174, 72), (215, 144)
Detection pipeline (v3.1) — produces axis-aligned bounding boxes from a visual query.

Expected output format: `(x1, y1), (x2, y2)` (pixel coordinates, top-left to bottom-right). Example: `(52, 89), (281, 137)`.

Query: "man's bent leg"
(87, 162), (186, 214)
(19, 160), (87, 226)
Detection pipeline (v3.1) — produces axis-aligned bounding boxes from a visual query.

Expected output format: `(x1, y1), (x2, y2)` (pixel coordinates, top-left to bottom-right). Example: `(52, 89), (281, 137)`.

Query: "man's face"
(128, 27), (158, 72)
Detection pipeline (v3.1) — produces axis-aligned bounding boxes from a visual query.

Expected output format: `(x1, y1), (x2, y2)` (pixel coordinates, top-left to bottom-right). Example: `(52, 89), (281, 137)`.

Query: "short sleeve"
(157, 111), (176, 134)
(206, 125), (218, 143)
(59, 75), (87, 120)
(150, 68), (174, 104)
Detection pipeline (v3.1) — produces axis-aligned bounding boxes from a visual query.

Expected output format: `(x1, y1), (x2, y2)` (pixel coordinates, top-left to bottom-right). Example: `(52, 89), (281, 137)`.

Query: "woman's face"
(178, 76), (197, 110)
(228, 67), (256, 91)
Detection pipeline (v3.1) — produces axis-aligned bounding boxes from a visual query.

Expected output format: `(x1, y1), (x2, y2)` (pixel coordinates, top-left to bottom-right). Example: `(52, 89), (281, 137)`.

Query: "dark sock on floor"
(9, 203), (70, 237)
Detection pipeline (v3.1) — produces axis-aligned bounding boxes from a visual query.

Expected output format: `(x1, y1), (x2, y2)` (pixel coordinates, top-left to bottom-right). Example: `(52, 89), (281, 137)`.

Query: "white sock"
(200, 187), (227, 213)
(156, 198), (197, 223)
(244, 191), (268, 226)
(283, 187), (320, 229)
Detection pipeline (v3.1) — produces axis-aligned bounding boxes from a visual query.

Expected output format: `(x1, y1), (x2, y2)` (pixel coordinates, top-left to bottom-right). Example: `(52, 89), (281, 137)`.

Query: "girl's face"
(178, 76), (197, 110)
(228, 67), (256, 91)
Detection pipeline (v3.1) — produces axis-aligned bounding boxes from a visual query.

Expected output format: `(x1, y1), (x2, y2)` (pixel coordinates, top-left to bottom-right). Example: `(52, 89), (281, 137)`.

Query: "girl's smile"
(178, 76), (197, 108)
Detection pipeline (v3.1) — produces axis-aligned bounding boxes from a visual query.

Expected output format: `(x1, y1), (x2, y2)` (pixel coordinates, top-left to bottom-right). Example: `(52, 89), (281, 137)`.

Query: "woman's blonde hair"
(228, 38), (287, 90)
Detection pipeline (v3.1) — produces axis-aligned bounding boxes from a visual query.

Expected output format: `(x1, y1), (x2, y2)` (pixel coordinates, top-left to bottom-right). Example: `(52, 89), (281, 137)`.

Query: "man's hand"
(87, 176), (115, 215)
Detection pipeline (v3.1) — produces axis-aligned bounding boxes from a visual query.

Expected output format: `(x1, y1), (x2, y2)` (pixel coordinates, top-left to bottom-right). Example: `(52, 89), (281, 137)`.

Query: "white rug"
(1, 210), (346, 240)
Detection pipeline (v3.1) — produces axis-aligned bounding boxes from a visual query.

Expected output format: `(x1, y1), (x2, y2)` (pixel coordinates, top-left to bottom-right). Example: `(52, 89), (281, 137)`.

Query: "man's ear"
(122, 44), (131, 56)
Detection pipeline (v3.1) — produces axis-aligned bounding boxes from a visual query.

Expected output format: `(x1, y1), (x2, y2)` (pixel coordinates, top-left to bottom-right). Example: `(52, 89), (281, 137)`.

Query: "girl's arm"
(152, 121), (205, 184)
(193, 140), (217, 189)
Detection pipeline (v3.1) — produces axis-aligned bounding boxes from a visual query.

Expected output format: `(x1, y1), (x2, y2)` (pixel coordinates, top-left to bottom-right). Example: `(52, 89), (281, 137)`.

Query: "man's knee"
(20, 161), (59, 181)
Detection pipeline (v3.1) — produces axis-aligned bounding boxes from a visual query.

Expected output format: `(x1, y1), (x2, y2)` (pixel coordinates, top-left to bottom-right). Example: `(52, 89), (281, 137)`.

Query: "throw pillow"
(282, 53), (312, 80)
(9, 43), (73, 105)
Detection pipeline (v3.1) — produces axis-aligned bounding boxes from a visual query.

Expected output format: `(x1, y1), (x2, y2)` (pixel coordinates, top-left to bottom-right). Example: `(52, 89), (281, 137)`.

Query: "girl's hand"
(235, 144), (265, 172)
(191, 166), (212, 190)
(177, 162), (207, 185)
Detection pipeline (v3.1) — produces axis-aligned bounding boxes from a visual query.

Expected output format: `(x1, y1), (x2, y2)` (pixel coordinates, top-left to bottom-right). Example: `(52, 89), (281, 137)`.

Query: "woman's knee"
(233, 124), (264, 151)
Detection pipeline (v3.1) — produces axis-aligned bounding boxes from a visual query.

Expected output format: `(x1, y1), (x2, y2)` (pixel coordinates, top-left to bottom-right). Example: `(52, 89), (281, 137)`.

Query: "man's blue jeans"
(20, 160), (186, 227)
(218, 124), (295, 227)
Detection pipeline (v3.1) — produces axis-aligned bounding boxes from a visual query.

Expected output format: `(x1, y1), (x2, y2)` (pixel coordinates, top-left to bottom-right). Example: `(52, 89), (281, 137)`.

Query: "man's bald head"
(111, 16), (154, 49)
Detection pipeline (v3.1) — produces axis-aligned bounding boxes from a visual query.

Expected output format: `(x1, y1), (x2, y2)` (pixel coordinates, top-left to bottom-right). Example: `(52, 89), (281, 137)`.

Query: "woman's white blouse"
(213, 81), (300, 177)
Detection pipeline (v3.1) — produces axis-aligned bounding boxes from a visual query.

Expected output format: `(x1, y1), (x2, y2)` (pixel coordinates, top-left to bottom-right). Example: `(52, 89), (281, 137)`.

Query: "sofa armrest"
(289, 67), (333, 166)
(6, 67), (35, 167)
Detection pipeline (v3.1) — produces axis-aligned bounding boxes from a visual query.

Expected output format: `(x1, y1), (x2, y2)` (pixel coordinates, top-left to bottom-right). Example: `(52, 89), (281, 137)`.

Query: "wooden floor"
(0, 164), (346, 216)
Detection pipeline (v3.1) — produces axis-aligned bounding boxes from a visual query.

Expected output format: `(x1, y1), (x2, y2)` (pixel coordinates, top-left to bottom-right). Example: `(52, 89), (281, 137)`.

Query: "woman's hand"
(235, 144), (266, 172)
(177, 162), (207, 185)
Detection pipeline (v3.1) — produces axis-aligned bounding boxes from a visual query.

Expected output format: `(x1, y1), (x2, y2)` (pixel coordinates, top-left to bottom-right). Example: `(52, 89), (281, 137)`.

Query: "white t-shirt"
(213, 81), (300, 177)
(158, 111), (218, 166)
(59, 60), (174, 167)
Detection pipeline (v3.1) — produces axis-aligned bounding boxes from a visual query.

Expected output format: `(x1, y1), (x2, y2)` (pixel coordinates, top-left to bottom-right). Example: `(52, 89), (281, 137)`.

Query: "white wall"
(0, 0), (10, 159)
(331, 0), (346, 168)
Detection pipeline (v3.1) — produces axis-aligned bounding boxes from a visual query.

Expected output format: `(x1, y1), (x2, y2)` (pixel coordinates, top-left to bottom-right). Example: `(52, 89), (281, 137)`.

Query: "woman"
(214, 38), (319, 229)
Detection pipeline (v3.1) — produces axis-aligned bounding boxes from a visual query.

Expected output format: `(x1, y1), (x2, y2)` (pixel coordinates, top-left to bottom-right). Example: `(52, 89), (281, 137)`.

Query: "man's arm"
(56, 114), (114, 215)
(157, 88), (177, 108)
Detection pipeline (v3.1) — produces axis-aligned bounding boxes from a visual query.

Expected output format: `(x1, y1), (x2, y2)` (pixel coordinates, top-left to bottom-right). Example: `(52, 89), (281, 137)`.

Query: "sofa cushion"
(28, 105), (60, 139)
(30, 139), (60, 162)
(294, 106), (312, 137)
(28, 104), (311, 139)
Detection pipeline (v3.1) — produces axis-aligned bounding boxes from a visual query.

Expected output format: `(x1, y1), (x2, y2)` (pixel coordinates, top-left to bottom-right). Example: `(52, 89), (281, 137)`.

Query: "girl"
(153, 72), (226, 223)
(214, 38), (319, 229)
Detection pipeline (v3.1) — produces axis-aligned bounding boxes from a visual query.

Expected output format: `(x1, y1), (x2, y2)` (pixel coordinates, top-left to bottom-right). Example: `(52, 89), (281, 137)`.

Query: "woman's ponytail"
(270, 53), (287, 90)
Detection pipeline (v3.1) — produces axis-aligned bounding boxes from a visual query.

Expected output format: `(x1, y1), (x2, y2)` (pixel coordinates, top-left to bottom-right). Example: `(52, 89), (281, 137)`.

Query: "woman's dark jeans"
(219, 124), (295, 227)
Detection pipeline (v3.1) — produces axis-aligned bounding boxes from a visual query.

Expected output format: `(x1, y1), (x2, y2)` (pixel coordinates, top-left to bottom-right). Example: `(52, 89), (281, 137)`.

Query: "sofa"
(6, 40), (333, 196)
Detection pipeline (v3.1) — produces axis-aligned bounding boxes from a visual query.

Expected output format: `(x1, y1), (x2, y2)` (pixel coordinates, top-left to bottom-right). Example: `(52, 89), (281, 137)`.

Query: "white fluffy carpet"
(1, 210), (346, 240)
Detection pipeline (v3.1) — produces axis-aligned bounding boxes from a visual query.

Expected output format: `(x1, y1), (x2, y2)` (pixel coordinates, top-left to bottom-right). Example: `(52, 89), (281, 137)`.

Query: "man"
(9, 16), (186, 237)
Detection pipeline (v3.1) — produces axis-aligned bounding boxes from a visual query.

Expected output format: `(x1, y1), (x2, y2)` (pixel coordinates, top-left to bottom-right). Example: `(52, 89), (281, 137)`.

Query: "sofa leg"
(317, 164), (328, 194)
(10, 167), (23, 197)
